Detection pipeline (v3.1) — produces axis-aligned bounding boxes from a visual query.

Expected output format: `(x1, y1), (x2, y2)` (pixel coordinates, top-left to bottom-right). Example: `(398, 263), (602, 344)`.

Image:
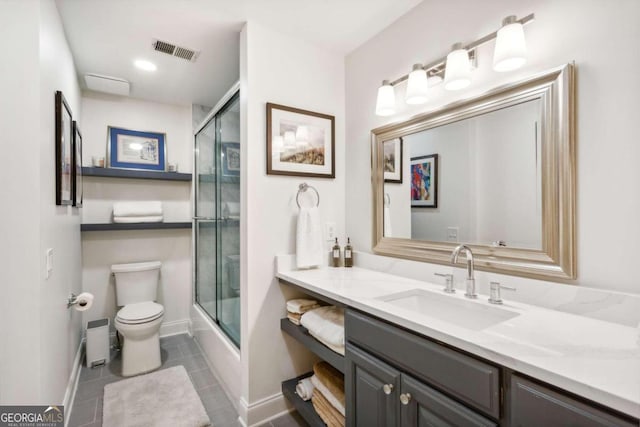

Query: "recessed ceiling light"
(134, 59), (157, 72)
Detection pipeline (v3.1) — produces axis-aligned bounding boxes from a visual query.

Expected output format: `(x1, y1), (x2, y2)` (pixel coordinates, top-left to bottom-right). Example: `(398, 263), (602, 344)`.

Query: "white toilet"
(112, 261), (164, 377)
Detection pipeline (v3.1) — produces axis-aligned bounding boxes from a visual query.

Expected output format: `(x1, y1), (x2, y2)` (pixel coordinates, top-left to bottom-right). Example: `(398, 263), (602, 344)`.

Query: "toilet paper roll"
(74, 292), (94, 311)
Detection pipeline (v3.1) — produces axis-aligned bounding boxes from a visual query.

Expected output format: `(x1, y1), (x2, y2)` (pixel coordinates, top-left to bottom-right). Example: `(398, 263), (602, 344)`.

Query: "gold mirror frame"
(372, 64), (576, 281)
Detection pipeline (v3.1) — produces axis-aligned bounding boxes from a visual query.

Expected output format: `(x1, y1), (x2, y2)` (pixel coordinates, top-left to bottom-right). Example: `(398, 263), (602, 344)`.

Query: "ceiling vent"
(152, 39), (200, 62)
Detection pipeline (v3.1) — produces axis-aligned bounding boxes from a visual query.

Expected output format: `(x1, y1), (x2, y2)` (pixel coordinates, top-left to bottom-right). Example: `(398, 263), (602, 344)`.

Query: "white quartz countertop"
(276, 265), (640, 418)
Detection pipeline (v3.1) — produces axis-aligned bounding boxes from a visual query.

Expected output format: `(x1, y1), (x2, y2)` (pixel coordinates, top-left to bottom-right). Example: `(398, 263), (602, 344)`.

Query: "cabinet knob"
(400, 393), (412, 405)
(382, 384), (394, 395)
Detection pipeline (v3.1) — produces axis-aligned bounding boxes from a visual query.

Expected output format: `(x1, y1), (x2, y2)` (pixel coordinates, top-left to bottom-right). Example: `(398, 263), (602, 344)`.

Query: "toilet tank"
(111, 261), (162, 306)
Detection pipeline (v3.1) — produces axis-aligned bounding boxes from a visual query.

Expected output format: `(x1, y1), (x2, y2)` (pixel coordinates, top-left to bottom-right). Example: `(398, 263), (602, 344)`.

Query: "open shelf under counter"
(82, 167), (192, 181)
(280, 318), (345, 374)
(282, 374), (325, 427)
(81, 222), (192, 232)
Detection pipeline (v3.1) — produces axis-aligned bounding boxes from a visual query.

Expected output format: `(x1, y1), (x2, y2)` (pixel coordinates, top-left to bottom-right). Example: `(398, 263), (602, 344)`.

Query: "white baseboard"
(63, 340), (84, 427)
(240, 392), (291, 427)
(159, 319), (190, 337)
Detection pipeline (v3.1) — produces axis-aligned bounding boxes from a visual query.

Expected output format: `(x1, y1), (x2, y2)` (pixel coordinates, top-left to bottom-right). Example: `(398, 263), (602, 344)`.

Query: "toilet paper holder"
(67, 293), (87, 309)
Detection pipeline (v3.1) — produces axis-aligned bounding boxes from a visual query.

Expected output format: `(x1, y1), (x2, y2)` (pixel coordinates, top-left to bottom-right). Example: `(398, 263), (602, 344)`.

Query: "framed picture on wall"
(410, 154), (438, 208)
(72, 121), (83, 208)
(266, 103), (335, 178)
(55, 91), (73, 206)
(107, 126), (166, 171)
(383, 137), (402, 183)
(222, 142), (240, 177)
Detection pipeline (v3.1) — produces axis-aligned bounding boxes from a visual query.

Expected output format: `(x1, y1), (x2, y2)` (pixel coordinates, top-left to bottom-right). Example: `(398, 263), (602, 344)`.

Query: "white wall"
(346, 0), (640, 294)
(80, 93), (193, 332)
(241, 21), (345, 425)
(0, 0), (83, 405)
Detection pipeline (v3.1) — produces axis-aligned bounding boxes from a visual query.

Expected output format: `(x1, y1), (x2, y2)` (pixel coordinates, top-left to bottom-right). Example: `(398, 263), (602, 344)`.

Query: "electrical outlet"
(45, 248), (53, 279)
(325, 222), (336, 241)
(447, 227), (459, 242)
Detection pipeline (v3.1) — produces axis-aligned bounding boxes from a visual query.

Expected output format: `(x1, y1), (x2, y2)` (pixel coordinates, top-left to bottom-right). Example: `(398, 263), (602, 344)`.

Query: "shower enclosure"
(194, 90), (240, 347)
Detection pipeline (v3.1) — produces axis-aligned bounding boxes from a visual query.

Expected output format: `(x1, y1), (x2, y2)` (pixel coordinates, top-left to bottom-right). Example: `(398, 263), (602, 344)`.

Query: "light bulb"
(493, 16), (527, 72)
(405, 64), (429, 105)
(375, 80), (396, 116)
(444, 43), (471, 91)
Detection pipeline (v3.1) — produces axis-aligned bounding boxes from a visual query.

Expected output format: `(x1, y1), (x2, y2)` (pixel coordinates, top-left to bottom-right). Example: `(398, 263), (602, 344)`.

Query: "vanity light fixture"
(405, 64), (429, 104)
(374, 13), (534, 116)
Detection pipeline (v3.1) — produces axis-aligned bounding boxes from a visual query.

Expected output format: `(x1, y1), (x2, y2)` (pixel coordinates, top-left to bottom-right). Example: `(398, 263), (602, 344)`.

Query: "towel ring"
(296, 183), (320, 208)
(384, 193), (391, 206)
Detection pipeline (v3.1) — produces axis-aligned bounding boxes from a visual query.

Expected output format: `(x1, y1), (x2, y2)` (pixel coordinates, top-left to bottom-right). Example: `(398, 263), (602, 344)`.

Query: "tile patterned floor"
(68, 334), (238, 427)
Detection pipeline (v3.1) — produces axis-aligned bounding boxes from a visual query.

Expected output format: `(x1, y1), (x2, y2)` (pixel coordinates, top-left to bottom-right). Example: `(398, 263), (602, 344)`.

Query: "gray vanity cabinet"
(509, 375), (637, 427)
(346, 344), (400, 427)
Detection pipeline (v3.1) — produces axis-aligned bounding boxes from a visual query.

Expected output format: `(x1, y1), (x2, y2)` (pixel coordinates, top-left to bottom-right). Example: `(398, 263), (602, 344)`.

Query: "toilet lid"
(117, 302), (164, 324)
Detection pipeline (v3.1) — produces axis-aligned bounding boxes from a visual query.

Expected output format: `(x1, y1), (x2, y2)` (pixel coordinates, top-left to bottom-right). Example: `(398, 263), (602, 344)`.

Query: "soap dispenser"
(331, 238), (341, 267)
(344, 238), (353, 268)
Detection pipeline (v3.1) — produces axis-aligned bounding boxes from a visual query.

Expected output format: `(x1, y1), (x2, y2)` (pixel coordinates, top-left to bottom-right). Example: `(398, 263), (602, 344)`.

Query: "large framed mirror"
(372, 64), (575, 280)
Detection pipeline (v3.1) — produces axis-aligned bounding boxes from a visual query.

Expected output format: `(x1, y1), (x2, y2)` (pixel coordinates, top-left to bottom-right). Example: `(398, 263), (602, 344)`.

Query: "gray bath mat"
(103, 365), (211, 427)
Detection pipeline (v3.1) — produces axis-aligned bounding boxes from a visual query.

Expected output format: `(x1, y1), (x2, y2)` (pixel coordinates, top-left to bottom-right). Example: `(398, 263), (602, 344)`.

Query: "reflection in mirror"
(384, 99), (542, 250)
(372, 64), (575, 280)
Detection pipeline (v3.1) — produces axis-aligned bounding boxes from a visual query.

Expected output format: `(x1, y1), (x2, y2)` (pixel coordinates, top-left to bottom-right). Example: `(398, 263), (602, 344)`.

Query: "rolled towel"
(113, 215), (164, 223)
(286, 299), (319, 314)
(287, 312), (302, 325)
(312, 388), (345, 427)
(296, 206), (323, 269)
(113, 201), (163, 217)
(312, 362), (345, 416)
(300, 306), (344, 349)
(295, 377), (315, 401)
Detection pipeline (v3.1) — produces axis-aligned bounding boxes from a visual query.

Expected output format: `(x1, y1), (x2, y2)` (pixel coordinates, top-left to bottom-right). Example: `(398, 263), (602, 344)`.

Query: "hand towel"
(308, 331), (345, 355)
(300, 306), (344, 348)
(312, 388), (345, 427)
(383, 205), (392, 237)
(113, 215), (164, 223)
(287, 312), (302, 325)
(311, 364), (345, 416)
(295, 377), (315, 401)
(286, 298), (320, 314)
(113, 201), (163, 217)
(296, 206), (323, 269)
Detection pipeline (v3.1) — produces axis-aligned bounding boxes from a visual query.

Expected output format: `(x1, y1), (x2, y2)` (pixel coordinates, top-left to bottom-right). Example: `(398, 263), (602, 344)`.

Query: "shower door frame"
(192, 81), (240, 348)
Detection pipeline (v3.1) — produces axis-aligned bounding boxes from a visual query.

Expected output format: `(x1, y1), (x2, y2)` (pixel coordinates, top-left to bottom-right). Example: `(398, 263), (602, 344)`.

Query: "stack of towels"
(296, 362), (345, 427)
(300, 306), (345, 356)
(286, 299), (320, 325)
(113, 201), (163, 223)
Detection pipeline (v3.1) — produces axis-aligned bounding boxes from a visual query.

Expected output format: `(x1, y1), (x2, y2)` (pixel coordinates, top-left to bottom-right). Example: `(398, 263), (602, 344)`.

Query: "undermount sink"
(376, 288), (520, 331)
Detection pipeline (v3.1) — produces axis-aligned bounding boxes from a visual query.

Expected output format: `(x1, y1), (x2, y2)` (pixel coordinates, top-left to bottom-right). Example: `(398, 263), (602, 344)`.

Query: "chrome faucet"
(451, 244), (477, 299)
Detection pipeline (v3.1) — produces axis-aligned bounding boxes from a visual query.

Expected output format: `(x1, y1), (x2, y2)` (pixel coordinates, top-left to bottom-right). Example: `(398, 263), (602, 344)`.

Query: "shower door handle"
(192, 216), (217, 221)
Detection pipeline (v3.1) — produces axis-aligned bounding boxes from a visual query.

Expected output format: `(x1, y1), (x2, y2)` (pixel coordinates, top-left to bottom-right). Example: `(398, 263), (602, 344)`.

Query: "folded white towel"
(300, 306), (344, 349)
(308, 330), (345, 356)
(113, 201), (163, 217)
(286, 298), (319, 314)
(310, 375), (346, 417)
(296, 206), (323, 269)
(223, 202), (240, 217)
(113, 215), (164, 223)
(384, 206), (392, 237)
(296, 377), (315, 401)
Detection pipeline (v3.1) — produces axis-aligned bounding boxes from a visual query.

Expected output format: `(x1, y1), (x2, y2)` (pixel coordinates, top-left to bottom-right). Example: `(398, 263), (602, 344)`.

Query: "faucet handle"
(488, 281), (516, 304)
(434, 273), (455, 294)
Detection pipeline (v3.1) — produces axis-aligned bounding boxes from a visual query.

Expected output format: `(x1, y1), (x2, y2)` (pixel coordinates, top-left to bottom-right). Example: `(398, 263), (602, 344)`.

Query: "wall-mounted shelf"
(280, 318), (345, 373)
(82, 167), (192, 181)
(281, 374), (325, 427)
(81, 222), (192, 232)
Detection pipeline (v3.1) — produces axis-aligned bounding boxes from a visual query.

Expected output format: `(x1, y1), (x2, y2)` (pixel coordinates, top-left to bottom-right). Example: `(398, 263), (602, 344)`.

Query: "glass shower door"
(194, 91), (240, 348)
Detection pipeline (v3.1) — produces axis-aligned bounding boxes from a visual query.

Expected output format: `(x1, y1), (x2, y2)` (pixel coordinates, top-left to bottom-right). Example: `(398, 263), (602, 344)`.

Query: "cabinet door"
(400, 375), (497, 427)
(346, 344), (401, 427)
(510, 375), (637, 427)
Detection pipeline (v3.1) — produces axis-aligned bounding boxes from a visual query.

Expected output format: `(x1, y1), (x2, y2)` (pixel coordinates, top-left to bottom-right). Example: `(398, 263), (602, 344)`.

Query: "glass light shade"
(427, 74), (443, 86)
(273, 135), (284, 153)
(283, 131), (296, 148)
(405, 64), (429, 105)
(375, 80), (396, 116)
(295, 125), (309, 142)
(493, 19), (527, 72)
(444, 45), (471, 91)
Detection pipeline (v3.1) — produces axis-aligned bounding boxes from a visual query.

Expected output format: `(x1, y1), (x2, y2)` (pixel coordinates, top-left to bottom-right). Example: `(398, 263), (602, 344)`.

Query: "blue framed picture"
(107, 126), (166, 171)
(222, 142), (240, 177)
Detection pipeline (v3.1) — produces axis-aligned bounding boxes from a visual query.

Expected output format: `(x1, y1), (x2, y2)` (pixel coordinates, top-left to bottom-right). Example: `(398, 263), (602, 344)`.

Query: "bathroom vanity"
(276, 261), (640, 426)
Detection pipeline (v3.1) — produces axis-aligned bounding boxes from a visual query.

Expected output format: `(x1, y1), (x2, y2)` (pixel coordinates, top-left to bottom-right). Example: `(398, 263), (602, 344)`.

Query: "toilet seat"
(116, 301), (164, 325)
